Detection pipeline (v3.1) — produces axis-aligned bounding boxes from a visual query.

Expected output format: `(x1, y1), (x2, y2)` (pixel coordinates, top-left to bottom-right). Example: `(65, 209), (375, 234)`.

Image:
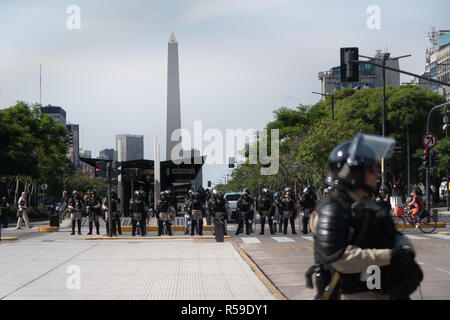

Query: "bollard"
(215, 220), (224, 242)
(50, 214), (60, 227)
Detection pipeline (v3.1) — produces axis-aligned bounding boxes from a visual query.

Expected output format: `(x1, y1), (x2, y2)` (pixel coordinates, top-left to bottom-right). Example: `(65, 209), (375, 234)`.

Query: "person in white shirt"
(16, 192), (31, 229)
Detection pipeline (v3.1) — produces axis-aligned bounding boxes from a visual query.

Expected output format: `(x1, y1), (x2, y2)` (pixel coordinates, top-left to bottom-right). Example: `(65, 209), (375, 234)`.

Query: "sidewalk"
(0, 235), (277, 300)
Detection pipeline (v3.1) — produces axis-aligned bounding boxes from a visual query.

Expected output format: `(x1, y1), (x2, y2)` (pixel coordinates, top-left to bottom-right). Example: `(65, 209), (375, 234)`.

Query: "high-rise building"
(99, 148), (114, 160)
(40, 105), (66, 125)
(318, 50), (400, 97)
(166, 32), (182, 161)
(425, 28), (450, 101)
(66, 124), (80, 168)
(115, 135), (144, 161)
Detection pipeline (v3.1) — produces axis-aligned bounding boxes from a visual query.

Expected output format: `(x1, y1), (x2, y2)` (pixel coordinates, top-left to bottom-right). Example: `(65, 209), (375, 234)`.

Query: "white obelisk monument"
(166, 32), (182, 161)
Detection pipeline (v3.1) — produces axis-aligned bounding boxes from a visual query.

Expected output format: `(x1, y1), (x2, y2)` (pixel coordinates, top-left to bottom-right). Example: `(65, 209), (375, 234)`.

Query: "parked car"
(224, 192), (243, 222)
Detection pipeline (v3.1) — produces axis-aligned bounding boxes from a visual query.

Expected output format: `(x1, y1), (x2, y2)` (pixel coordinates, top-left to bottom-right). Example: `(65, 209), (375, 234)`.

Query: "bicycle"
(392, 205), (437, 233)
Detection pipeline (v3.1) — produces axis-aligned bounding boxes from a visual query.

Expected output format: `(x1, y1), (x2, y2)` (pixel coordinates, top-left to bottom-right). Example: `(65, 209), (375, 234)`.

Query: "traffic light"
(340, 47), (359, 83)
(422, 149), (430, 167)
(418, 168), (426, 183)
(95, 161), (107, 177)
(431, 149), (439, 167)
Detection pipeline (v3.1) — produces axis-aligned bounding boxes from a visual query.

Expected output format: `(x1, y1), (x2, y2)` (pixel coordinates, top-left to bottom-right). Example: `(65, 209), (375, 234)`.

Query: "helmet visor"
(348, 133), (395, 164)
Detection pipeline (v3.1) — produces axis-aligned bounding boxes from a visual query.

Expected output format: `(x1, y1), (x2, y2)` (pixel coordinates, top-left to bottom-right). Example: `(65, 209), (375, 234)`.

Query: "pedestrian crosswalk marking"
(427, 234), (450, 240)
(301, 236), (314, 242)
(271, 237), (295, 243)
(405, 235), (429, 240)
(241, 238), (261, 244)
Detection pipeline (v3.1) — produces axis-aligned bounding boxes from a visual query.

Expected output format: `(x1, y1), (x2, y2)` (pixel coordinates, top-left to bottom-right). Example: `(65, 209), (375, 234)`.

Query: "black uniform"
(0, 198), (10, 229)
(187, 197), (204, 236)
(257, 195), (273, 234)
(313, 188), (423, 299)
(103, 196), (121, 236)
(270, 197), (283, 233)
(280, 195), (296, 234)
(68, 197), (84, 235)
(130, 199), (147, 236)
(155, 198), (173, 236)
(86, 197), (101, 235)
(300, 193), (316, 234)
(236, 196), (252, 235)
(209, 196), (228, 235)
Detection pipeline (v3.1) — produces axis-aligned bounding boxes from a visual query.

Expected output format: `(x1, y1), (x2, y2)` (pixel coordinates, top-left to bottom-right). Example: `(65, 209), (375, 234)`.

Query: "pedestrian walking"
(16, 192), (31, 229)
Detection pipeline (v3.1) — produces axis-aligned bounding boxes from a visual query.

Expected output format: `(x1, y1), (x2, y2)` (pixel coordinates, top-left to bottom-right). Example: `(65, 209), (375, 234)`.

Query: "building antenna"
(39, 64), (42, 105)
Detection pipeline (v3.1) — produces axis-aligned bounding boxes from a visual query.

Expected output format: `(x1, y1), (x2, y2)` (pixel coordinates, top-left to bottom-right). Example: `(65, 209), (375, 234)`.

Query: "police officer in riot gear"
(281, 187), (297, 235)
(308, 134), (422, 300)
(86, 190), (101, 235)
(184, 190), (193, 234)
(187, 192), (204, 236)
(156, 191), (173, 236)
(271, 192), (283, 233)
(236, 192), (252, 235)
(68, 191), (83, 235)
(129, 190), (148, 237)
(209, 191), (229, 236)
(257, 188), (274, 235)
(376, 185), (391, 214)
(300, 186), (316, 235)
(102, 190), (122, 236)
(323, 186), (334, 197)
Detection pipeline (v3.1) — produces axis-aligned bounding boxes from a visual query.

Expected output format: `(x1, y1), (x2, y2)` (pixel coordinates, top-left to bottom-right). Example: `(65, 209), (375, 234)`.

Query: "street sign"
(40, 183), (48, 191)
(422, 132), (438, 148)
(258, 179), (262, 185)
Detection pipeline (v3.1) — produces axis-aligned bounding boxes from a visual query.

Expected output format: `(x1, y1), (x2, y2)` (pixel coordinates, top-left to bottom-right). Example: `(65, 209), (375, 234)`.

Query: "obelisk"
(166, 32), (182, 161)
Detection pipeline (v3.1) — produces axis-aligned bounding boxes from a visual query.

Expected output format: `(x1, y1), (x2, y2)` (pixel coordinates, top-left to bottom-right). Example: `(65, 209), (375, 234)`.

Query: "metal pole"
(445, 107), (449, 211)
(407, 113), (411, 195)
(107, 163), (112, 237)
(381, 58), (386, 188)
(331, 95), (335, 121)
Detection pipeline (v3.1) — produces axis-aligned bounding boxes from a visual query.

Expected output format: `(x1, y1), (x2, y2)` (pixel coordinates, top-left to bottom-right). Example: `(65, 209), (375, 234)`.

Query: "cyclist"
(406, 188), (424, 228)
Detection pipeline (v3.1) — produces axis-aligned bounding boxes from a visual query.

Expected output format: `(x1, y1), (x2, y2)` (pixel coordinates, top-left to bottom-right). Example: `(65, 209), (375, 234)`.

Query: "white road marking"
(427, 234), (450, 240)
(405, 235), (429, 240)
(434, 267), (450, 275)
(241, 237), (261, 244)
(271, 237), (295, 243)
(301, 236), (314, 242)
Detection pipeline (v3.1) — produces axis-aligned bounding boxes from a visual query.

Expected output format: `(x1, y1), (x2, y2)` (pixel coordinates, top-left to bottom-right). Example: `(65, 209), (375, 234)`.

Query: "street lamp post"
(312, 91), (335, 120)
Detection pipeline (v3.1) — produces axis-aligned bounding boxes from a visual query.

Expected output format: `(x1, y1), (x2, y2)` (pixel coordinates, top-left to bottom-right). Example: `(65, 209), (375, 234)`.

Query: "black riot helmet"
(134, 190), (145, 200)
(324, 186), (334, 196)
(243, 188), (250, 195)
(328, 134), (395, 195)
(192, 192), (199, 198)
(2, 196), (7, 201)
(262, 188), (269, 195)
(303, 186), (313, 195)
(72, 191), (79, 198)
(217, 191), (224, 198)
(90, 189), (97, 197)
(274, 192), (281, 199)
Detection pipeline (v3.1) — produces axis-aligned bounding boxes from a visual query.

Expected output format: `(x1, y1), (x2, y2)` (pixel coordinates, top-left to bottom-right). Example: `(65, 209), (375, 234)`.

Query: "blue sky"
(0, 0), (449, 186)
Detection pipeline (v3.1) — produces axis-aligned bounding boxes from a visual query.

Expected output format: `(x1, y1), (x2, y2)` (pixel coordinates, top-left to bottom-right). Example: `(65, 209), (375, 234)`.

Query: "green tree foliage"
(66, 175), (109, 199)
(435, 138), (450, 176)
(222, 86), (445, 196)
(0, 101), (71, 203)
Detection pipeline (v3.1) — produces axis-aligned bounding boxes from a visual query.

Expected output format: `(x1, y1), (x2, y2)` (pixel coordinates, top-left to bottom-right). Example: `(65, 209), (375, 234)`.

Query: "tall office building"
(66, 124), (80, 168)
(99, 148), (114, 160)
(40, 105), (66, 125)
(115, 135), (144, 161)
(318, 50), (400, 96)
(166, 33), (182, 161)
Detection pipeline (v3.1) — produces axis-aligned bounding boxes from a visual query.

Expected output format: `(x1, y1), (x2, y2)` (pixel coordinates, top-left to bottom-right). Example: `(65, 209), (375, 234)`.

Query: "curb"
(0, 236), (19, 241)
(120, 226), (214, 232)
(85, 235), (232, 240)
(438, 232), (450, 235)
(38, 227), (59, 232)
(395, 222), (446, 229)
(231, 242), (288, 301)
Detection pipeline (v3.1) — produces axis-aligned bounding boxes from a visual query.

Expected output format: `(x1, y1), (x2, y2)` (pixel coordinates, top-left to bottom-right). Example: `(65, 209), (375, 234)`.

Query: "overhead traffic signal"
(422, 149), (430, 167)
(418, 168), (426, 183)
(340, 47), (359, 83)
(430, 149), (439, 167)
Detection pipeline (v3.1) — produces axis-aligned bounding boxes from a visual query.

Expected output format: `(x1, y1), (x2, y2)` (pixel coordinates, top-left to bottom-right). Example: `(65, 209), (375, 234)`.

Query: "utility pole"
(312, 92), (335, 120)
(406, 113), (411, 195)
